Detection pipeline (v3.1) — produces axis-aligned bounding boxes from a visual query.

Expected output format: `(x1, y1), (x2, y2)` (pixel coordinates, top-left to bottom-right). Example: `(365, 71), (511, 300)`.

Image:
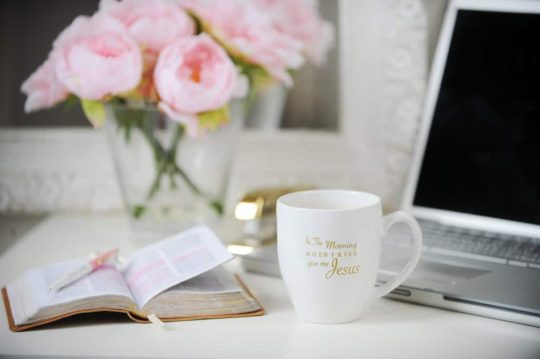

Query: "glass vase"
(244, 81), (287, 130)
(104, 102), (244, 242)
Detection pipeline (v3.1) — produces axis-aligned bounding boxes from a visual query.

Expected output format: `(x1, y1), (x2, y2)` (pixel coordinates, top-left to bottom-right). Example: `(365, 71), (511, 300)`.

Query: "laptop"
(380, 0), (540, 326)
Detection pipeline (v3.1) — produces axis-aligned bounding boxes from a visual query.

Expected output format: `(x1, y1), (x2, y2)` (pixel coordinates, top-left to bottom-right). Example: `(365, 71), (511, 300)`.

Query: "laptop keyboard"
(386, 220), (540, 269)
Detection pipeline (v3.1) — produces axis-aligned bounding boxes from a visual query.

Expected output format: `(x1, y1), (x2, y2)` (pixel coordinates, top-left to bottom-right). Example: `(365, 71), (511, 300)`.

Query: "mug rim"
(277, 189), (381, 212)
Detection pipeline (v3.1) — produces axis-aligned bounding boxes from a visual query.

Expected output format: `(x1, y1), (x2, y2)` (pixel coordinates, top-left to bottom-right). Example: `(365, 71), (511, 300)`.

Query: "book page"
(6, 259), (135, 325)
(163, 267), (241, 294)
(122, 226), (233, 308)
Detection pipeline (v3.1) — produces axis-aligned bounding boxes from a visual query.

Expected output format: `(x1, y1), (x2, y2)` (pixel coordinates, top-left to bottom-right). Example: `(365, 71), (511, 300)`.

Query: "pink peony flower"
(52, 14), (142, 100)
(99, 0), (195, 53)
(154, 34), (237, 136)
(21, 57), (69, 113)
(254, 0), (335, 66)
(182, 0), (304, 86)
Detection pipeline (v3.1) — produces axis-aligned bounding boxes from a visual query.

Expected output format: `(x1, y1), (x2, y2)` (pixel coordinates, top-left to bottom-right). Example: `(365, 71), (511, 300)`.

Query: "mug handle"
(372, 211), (423, 299)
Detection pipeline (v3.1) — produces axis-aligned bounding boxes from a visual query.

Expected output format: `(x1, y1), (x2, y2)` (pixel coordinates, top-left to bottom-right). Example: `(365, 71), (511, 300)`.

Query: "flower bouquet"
(21, 0), (334, 238)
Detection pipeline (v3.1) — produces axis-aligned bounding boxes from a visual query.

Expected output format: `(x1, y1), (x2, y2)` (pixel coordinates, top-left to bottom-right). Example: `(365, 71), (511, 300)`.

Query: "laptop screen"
(413, 9), (540, 225)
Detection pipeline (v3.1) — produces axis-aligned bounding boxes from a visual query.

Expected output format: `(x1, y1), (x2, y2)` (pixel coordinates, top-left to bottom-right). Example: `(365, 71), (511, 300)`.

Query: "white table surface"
(1, 213), (539, 359)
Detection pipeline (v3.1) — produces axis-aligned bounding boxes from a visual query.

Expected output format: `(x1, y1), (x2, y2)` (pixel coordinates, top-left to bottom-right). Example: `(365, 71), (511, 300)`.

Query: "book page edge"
(2, 287), (142, 332)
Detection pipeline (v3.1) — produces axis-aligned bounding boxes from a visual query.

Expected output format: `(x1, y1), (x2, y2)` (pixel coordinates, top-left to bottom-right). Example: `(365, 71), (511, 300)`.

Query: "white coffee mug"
(277, 190), (422, 324)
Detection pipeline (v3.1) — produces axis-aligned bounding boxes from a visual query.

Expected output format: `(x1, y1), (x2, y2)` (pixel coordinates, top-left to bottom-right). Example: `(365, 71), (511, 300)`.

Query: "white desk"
(1, 213), (539, 358)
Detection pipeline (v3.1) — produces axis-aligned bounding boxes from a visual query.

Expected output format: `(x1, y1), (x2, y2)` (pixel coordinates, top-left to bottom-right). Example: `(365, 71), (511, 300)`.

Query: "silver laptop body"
(380, 0), (540, 327)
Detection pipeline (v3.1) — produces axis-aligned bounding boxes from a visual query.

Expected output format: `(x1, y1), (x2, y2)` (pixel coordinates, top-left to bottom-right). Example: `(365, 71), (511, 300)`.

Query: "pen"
(48, 249), (119, 292)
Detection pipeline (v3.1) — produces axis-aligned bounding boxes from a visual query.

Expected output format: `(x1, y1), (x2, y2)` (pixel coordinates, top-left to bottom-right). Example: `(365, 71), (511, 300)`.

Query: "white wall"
(339, 0), (447, 209)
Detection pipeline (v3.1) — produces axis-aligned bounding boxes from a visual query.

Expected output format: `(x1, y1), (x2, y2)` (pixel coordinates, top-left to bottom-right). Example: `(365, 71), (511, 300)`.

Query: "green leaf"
(235, 62), (273, 89)
(112, 106), (146, 143)
(185, 9), (204, 34)
(81, 99), (106, 128)
(130, 204), (147, 219)
(197, 106), (230, 132)
(62, 95), (79, 112)
(210, 201), (224, 215)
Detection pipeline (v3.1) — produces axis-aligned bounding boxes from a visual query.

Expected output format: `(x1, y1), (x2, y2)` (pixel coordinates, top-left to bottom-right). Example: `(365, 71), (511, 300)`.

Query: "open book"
(2, 226), (264, 332)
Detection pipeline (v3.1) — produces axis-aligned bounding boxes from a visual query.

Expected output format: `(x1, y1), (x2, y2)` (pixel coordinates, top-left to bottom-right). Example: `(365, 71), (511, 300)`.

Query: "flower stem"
(136, 120), (167, 200)
(169, 123), (184, 163)
(167, 125), (223, 215)
(129, 117), (223, 215)
(170, 162), (203, 196)
(165, 124), (203, 195)
(147, 159), (166, 200)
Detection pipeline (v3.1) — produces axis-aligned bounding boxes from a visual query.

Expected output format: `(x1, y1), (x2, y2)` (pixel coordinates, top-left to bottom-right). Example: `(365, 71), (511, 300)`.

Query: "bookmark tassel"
(148, 314), (167, 329)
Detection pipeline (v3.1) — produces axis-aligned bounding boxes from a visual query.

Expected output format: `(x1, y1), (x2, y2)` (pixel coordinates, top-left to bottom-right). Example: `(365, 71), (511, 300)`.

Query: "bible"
(2, 226), (264, 332)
